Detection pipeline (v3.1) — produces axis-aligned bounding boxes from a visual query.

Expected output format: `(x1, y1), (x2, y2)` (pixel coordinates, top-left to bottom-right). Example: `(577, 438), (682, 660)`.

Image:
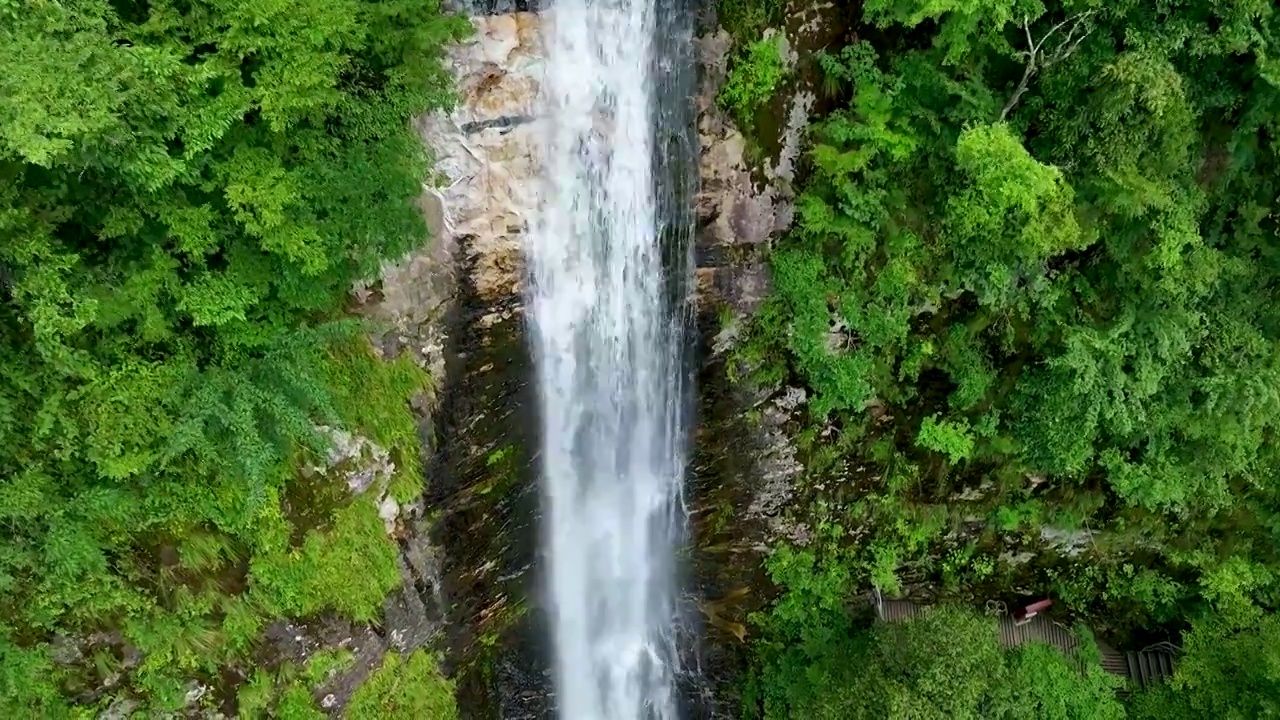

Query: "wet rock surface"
(412, 12), (552, 719)
(425, 241), (548, 719)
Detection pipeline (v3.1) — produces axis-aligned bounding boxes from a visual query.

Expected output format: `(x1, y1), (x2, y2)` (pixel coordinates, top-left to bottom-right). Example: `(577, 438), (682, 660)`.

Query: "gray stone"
(775, 386), (808, 411)
(413, 12), (543, 304)
(1040, 526), (1098, 557)
(98, 697), (139, 720)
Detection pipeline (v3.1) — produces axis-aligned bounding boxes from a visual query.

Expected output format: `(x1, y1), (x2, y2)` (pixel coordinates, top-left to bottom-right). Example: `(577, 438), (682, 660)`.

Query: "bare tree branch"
(999, 11), (1094, 122)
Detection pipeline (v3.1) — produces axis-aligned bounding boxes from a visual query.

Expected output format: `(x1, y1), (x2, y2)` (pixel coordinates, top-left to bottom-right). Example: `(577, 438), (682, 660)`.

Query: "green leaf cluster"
(347, 650), (457, 720)
(747, 604), (1124, 719)
(716, 0), (786, 41)
(0, 0), (465, 712)
(738, 0), (1280, 712)
(1130, 611), (1280, 718)
(236, 648), (355, 719)
(719, 34), (790, 128)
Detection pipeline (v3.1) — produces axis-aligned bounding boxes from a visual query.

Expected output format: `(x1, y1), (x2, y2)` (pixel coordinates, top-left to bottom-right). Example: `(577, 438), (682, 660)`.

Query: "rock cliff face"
(417, 12), (542, 306)
(353, 3), (828, 717)
(685, 26), (803, 719)
(408, 11), (553, 719)
(686, 3), (851, 712)
(691, 7), (852, 540)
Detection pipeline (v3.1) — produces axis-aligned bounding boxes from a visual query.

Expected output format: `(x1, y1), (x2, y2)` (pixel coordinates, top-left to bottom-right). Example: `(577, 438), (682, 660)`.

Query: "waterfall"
(526, 0), (693, 717)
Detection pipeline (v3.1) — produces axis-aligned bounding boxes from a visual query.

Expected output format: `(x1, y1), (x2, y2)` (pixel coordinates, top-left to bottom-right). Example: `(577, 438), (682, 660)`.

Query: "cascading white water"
(527, 1), (687, 718)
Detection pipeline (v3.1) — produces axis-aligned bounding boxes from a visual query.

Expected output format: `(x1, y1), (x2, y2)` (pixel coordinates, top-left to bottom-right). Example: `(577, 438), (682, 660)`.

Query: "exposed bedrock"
(383, 4), (829, 717)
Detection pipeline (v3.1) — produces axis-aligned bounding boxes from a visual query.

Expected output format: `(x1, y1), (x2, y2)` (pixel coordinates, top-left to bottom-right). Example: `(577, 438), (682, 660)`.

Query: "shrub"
(718, 35), (789, 127)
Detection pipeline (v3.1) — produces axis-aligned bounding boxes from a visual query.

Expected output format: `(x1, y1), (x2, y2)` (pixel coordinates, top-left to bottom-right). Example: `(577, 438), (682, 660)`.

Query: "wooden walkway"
(871, 598), (1176, 689)
(1098, 640), (1179, 690)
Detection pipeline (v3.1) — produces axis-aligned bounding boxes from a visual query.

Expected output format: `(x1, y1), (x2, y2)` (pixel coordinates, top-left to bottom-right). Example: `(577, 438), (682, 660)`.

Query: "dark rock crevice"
(426, 234), (551, 720)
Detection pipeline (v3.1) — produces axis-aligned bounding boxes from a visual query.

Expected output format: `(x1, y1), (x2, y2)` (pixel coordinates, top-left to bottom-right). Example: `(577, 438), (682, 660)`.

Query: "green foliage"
(741, 0), (1280, 712)
(995, 643), (1125, 720)
(274, 684), (325, 720)
(0, 632), (75, 718)
(718, 35), (789, 128)
(1129, 611), (1280, 718)
(747, 604), (1124, 719)
(347, 650), (457, 720)
(252, 497), (401, 623)
(757, 544), (854, 646)
(945, 123), (1085, 308)
(235, 655), (342, 720)
(716, 0), (786, 41)
(319, 337), (433, 502)
(304, 647), (356, 686)
(0, 0), (464, 710)
(236, 670), (278, 718)
(916, 414), (975, 464)
(864, 0), (1038, 65)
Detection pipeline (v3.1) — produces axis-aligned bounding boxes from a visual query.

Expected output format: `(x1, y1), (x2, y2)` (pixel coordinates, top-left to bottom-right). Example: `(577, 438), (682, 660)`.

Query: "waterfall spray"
(525, 1), (693, 717)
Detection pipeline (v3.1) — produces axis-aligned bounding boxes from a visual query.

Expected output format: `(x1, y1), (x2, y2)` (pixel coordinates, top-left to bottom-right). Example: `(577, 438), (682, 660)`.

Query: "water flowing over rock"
(526, 2), (695, 717)
(365, 4), (770, 718)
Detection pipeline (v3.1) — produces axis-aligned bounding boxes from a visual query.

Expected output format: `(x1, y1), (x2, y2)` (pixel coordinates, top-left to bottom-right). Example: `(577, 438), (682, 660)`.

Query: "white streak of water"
(527, 1), (685, 718)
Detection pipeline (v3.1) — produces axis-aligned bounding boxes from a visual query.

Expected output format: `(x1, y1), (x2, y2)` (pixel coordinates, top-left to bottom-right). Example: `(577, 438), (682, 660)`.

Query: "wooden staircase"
(1099, 642), (1179, 689)
(871, 596), (1178, 689)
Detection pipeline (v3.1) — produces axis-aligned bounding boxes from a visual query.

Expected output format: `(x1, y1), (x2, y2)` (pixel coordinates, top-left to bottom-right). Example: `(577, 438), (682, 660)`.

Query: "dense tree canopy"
(724, 0), (1280, 714)
(0, 0), (467, 714)
(6, 0), (1280, 713)
(1130, 610), (1280, 718)
(746, 605), (1124, 719)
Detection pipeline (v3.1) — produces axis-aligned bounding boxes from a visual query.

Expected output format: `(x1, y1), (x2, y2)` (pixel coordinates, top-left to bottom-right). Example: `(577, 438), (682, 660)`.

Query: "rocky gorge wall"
(411, 11), (551, 718)
(363, 1), (1208, 715)
(352, 3), (833, 717)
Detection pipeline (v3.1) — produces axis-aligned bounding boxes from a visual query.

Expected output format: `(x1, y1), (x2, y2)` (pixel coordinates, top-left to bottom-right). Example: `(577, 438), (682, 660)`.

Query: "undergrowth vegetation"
(718, 34), (790, 128)
(0, 0), (466, 714)
(251, 493), (403, 624)
(717, 0), (786, 41)
(746, 605), (1124, 719)
(726, 0), (1280, 714)
(234, 647), (454, 719)
(347, 649), (457, 720)
(237, 648), (355, 719)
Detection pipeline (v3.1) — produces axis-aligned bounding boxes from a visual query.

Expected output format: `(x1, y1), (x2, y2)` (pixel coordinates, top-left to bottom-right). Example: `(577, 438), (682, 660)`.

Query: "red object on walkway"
(1013, 598), (1053, 625)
